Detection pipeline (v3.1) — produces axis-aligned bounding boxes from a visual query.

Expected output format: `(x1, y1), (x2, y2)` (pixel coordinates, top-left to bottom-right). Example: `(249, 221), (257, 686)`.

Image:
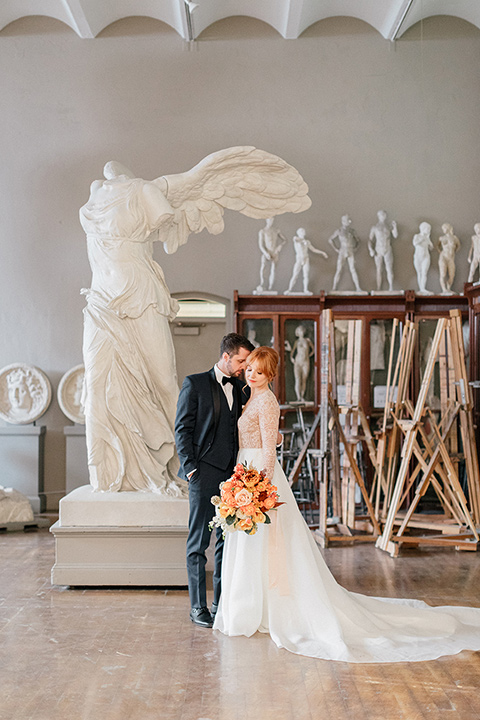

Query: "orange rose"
(238, 517), (254, 532)
(263, 496), (276, 510)
(253, 508), (266, 523)
(218, 504), (236, 518)
(221, 491), (235, 506)
(234, 489), (253, 508)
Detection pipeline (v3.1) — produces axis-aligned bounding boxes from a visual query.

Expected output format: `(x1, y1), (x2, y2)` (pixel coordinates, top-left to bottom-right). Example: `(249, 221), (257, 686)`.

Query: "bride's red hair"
(246, 346), (279, 382)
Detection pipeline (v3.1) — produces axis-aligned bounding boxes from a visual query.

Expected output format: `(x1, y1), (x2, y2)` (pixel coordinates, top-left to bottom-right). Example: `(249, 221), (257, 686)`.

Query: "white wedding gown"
(214, 389), (480, 663)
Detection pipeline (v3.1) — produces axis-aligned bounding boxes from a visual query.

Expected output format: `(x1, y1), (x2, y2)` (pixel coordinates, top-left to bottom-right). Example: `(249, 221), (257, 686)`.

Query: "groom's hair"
(220, 333), (254, 357)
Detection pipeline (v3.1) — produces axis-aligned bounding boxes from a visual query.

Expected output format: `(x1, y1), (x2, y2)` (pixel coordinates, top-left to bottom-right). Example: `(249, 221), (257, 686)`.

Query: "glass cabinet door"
(241, 318), (274, 349)
(283, 319), (316, 405)
(370, 319), (402, 409)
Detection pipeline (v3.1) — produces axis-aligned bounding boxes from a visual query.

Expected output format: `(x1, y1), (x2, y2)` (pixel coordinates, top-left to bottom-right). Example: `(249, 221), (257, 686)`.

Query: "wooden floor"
(1, 526), (480, 720)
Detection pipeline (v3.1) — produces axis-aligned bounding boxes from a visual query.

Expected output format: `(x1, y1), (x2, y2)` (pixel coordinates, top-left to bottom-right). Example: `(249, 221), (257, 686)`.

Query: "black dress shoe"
(211, 602), (218, 618)
(190, 607), (213, 628)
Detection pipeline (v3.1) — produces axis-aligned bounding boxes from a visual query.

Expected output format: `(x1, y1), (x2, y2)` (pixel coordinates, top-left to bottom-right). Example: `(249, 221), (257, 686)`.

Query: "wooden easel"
(376, 312), (480, 556)
(314, 310), (380, 547)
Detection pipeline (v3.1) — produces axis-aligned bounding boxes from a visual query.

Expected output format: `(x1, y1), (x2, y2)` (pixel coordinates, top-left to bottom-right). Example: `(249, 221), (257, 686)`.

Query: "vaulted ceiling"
(1, 0), (480, 41)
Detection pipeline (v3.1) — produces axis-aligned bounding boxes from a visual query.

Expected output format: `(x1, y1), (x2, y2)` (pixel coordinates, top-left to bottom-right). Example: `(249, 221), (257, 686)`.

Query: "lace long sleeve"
(259, 392), (280, 479)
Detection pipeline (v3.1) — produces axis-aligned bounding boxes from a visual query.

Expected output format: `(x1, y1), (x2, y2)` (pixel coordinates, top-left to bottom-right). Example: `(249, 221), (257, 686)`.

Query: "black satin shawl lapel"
(208, 369), (221, 437)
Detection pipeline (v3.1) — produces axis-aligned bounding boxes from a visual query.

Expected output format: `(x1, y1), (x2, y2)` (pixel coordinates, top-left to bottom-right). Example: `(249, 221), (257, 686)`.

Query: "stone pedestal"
(50, 485), (189, 587)
(0, 425), (45, 512)
(63, 425), (88, 494)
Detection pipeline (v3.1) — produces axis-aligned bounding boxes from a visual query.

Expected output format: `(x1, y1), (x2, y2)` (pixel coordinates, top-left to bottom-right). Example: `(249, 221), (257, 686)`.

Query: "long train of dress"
(214, 391), (480, 663)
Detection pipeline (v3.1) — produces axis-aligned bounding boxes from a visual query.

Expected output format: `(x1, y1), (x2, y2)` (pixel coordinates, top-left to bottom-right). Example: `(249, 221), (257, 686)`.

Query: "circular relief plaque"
(57, 364), (85, 425)
(0, 363), (52, 425)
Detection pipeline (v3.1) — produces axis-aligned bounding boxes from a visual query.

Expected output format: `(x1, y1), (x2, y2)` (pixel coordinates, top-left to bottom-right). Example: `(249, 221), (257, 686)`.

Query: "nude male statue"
(368, 210), (398, 291)
(329, 215), (362, 292)
(285, 228), (328, 295)
(255, 218), (287, 293)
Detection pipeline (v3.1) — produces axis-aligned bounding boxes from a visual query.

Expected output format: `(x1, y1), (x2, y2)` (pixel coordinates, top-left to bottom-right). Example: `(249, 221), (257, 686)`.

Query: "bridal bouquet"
(209, 462), (283, 536)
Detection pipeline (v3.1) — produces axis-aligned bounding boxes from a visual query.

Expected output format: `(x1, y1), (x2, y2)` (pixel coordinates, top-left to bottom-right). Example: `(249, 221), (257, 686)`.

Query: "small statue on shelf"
(285, 228), (328, 295)
(247, 328), (260, 348)
(254, 218), (287, 294)
(368, 210), (398, 292)
(437, 223), (460, 294)
(370, 321), (386, 371)
(290, 324), (315, 403)
(412, 222), (434, 295)
(467, 223), (480, 283)
(329, 215), (363, 292)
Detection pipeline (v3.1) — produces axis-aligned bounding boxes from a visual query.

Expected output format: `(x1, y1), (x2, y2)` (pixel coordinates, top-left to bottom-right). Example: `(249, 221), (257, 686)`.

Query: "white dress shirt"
(214, 364), (234, 409)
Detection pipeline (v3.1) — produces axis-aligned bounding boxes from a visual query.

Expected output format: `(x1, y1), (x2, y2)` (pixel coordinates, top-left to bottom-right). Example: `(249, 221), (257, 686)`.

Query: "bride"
(214, 346), (480, 663)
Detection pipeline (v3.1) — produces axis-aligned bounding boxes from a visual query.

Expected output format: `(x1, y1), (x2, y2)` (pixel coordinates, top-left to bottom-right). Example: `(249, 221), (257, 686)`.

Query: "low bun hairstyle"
(246, 346), (279, 382)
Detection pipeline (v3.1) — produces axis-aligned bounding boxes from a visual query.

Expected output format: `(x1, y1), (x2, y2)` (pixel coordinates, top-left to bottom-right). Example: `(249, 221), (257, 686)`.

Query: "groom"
(175, 333), (254, 627)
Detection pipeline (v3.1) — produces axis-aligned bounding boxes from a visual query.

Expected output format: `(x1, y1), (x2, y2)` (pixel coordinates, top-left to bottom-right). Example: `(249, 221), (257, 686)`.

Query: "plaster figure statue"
(462, 321), (470, 360)
(467, 223), (480, 283)
(370, 321), (386, 371)
(285, 228), (327, 295)
(254, 218), (287, 294)
(412, 222), (434, 295)
(57, 365), (85, 425)
(0, 487), (34, 524)
(368, 210), (397, 291)
(290, 325), (315, 402)
(247, 329), (260, 348)
(0, 364), (52, 425)
(79, 146), (311, 494)
(329, 215), (363, 292)
(334, 320), (349, 385)
(437, 223), (460, 294)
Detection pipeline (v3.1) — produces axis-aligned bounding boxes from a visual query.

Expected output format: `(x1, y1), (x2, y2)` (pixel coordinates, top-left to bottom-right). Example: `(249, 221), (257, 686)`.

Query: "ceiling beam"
(385, 0), (415, 41)
(173, 0), (191, 41)
(281, 0), (307, 39)
(61, 0), (94, 38)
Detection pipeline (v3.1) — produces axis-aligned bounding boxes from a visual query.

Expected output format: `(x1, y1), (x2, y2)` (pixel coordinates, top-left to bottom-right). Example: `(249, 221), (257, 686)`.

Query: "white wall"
(0, 14), (479, 507)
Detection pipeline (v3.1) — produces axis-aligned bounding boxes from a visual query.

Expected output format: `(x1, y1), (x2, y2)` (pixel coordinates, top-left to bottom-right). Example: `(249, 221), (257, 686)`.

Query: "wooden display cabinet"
(465, 282), (480, 455)
(234, 291), (469, 419)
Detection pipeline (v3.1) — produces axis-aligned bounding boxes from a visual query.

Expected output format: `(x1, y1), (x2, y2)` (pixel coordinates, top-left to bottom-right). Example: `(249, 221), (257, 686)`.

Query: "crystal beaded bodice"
(238, 389), (280, 478)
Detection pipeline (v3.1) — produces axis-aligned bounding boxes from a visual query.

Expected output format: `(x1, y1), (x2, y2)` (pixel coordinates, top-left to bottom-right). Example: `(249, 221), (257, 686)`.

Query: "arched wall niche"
(172, 291), (230, 323)
(171, 292), (231, 383)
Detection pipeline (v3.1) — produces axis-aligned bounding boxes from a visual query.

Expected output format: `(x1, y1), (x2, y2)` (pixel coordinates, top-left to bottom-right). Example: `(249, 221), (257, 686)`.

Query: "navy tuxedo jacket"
(175, 368), (249, 481)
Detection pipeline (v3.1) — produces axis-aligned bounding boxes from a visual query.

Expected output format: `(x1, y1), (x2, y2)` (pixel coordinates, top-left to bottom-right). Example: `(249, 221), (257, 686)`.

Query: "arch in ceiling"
(399, 10), (480, 38)
(0, 13), (77, 35)
(97, 15), (177, 38)
(197, 15), (282, 40)
(1, 4), (480, 41)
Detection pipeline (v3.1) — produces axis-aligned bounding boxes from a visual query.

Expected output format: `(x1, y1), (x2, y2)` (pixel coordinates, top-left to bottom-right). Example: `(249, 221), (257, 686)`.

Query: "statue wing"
(153, 146), (311, 254)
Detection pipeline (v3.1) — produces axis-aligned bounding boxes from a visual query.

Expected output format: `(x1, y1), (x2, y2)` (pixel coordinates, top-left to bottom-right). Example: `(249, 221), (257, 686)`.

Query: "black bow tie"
(222, 376), (235, 386)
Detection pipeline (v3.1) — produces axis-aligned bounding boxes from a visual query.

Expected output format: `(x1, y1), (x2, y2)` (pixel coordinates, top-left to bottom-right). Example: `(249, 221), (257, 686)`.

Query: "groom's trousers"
(186, 459), (232, 609)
